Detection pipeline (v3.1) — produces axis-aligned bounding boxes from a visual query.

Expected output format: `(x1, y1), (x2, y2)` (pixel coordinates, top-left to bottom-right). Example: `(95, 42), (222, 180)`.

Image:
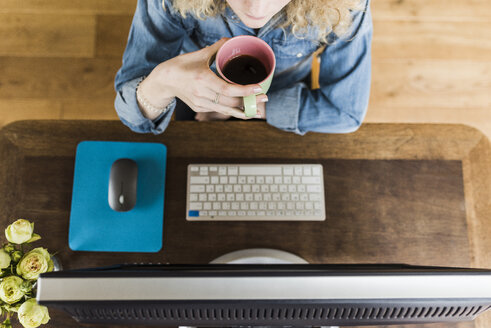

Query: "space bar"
(239, 166), (282, 175)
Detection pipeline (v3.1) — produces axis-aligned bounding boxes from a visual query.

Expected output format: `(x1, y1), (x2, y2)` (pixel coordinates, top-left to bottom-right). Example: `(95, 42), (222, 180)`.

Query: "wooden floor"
(0, 0), (490, 138)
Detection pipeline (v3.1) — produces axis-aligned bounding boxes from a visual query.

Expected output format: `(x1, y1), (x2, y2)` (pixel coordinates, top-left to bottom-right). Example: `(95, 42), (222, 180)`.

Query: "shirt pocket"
(271, 38), (320, 73)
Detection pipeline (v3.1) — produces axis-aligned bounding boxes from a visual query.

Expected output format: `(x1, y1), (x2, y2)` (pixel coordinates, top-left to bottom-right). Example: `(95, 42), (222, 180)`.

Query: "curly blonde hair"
(166, 0), (364, 42)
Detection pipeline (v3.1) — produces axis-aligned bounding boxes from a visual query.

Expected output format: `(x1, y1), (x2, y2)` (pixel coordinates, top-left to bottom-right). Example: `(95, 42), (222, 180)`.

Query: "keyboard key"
(228, 166), (238, 175)
(188, 210), (199, 217)
(190, 185), (205, 193)
(189, 202), (202, 210)
(302, 177), (321, 184)
(190, 176), (209, 184)
(307, 185), (322, 193)
(240, 166), (282, 175)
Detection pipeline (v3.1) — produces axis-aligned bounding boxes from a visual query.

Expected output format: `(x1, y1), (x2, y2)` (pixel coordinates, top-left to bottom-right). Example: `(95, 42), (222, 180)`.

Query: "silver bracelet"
(136, 79), (169, 116)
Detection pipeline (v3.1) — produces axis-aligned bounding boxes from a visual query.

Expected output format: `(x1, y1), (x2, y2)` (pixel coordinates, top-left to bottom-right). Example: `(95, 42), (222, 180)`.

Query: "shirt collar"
(223, 6), (286, 38)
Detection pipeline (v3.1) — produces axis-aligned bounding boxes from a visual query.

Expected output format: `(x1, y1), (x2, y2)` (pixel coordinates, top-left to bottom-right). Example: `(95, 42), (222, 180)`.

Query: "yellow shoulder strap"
(311, 45), (327, 90)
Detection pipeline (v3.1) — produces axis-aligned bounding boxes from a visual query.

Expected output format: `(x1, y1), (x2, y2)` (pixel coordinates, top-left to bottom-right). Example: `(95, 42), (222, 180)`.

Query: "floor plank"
(0, 0), (137, 15)
(60, 99), (119, 120)
(96, 15), (133, 58)
(0, 13), (96, 58)
(0, 57), (121, 99)
(372, 20), (491, 60)
(0, 99), (62, 127)
(372, 0), (491, 21)
(370, 60), (491, 110)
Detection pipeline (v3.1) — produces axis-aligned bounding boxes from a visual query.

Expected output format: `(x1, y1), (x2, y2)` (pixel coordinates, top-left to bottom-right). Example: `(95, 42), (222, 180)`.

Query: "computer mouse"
(108, 158), (138, 212)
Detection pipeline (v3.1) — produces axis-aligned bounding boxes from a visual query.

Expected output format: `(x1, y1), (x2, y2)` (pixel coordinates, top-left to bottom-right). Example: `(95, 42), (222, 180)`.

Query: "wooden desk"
(0, 120), (490, 328)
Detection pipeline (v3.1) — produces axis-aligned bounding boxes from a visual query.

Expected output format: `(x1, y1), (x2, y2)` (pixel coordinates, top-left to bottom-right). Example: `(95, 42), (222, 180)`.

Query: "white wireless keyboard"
(186, 164), (325, 221)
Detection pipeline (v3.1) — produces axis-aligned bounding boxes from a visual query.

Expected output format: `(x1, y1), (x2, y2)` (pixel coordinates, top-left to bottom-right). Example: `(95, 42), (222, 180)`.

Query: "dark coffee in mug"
(222, 55), (268, 85)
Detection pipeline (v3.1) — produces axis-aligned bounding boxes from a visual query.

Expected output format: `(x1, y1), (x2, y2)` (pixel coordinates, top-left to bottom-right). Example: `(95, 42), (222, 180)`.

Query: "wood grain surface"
(0, 121), (489, 328)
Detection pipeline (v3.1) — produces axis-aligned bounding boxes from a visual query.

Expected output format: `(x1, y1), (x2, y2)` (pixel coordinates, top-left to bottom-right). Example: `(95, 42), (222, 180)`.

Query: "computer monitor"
(37, 263), (491, 327)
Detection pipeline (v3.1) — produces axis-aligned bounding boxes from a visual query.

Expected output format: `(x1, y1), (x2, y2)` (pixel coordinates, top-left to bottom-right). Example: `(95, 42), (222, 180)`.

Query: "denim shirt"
(114, 0), (372, 135)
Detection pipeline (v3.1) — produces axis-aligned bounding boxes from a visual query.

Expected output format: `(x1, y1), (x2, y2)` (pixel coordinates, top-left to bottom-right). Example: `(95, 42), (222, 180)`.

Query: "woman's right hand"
(138, 38), (268, 120)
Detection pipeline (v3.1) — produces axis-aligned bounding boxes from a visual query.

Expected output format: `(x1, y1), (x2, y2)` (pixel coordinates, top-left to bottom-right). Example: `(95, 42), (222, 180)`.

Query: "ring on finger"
(213, 92), (220, 105)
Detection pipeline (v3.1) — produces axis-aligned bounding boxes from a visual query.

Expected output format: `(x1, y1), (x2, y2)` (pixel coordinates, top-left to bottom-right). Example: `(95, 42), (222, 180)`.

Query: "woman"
(114, 0), (372, 135)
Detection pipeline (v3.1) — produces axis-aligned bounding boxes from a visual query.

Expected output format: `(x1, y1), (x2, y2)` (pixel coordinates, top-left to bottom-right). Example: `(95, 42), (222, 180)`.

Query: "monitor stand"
(210, 248), (308, 264)
(207, 249), (337, 328)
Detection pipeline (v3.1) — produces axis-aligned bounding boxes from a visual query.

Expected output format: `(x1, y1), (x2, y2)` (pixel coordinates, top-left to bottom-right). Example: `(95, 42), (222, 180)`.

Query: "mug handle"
(243, 94), (257, 117)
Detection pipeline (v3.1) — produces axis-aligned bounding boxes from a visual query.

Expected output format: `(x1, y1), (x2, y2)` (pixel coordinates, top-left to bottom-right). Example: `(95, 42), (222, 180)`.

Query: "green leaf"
(26, 234), (41, 243)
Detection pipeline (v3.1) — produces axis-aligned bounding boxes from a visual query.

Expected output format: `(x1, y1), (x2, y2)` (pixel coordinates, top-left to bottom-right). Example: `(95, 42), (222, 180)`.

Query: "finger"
(203, 88), (242, 108)
(212, 104), (249, 120)
(208, 75), (262, 98)
(201, 89), (268, 111)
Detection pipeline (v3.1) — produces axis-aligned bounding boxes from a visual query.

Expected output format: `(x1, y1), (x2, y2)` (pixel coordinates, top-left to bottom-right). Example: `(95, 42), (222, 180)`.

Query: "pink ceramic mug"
(216, 36), (276, 117)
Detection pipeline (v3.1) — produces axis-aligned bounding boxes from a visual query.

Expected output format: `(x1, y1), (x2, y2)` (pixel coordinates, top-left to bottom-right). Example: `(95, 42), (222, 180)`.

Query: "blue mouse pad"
(69, 141), (166, 252)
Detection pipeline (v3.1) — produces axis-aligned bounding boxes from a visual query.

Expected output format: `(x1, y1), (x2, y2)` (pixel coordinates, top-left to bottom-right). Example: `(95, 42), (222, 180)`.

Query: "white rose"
(5, 219), (34, 244)
(18, 299), (50, 328)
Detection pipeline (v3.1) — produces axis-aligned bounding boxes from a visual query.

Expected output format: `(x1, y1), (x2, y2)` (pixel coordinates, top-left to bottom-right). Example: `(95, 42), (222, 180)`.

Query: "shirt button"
(296, 53), (303, 57)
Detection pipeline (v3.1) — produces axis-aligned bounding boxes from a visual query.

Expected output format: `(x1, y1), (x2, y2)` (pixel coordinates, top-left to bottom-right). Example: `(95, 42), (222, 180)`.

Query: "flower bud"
(11, 251), (22, 262)
(18, 299), (50, 328)
(3, 244), (14, 253)
(0, 250), (11, 269)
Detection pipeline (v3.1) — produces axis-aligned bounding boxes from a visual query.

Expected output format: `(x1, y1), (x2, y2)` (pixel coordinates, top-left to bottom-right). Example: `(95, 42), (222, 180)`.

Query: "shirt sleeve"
(114, 0), (191, 134)
(266, 1), (373, 135)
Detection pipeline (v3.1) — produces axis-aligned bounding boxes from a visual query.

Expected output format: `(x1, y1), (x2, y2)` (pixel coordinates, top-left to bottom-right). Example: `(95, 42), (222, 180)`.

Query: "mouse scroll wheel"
(119, 194), (125, 205)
